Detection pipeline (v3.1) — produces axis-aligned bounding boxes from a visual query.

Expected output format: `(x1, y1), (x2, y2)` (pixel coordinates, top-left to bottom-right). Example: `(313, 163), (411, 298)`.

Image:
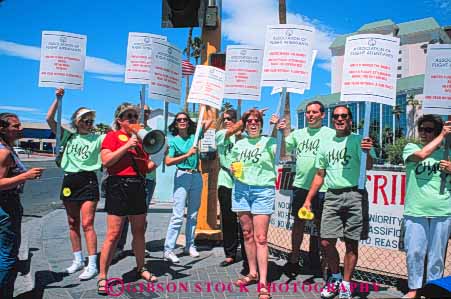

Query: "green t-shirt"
(215, 129), (235, 189)
(315, 133), (376, 189)
(286, 126), (335, 191)
(61, 129), (105, 173)
(402, 143), (451, 217)
(168, 131), (202, 170)
(230, 136), (277, 187)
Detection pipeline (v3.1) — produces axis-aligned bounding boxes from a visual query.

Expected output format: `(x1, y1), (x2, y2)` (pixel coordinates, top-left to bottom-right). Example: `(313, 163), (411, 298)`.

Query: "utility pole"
(195, 0), (222, 240)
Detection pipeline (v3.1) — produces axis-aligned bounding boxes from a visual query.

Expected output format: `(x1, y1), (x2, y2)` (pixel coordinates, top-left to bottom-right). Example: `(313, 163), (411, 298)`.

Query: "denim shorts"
(232, 180), (275, 215)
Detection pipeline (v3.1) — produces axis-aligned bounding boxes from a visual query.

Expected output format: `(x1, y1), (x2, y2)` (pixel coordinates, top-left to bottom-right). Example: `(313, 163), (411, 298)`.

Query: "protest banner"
(260, 24), (315, 89)
(422, 44), (451, 115)
(124, 32), (167, 84)
(39, 31), (86, 90)
(272, 167), (406, 250)
(187, 65), (225, 145)
(340, 34), (399, 106)
(340, 34), (400, 189)
(149, 40), (182, 104)
(224, 45), (263, 101)
(39, 30), (87, 154)
(260, 24), (315, 164)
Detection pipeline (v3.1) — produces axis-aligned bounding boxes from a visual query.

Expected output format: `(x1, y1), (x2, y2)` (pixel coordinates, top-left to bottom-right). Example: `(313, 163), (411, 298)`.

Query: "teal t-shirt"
(61, 129), (105, 173)
(315, 133), (376, 189)
(230, 136), (277, 187)
(402, 143), (451, 217)
(286, 126), (335, 191)
(168, 131), (202, 170)
(215, 129), (235, 189)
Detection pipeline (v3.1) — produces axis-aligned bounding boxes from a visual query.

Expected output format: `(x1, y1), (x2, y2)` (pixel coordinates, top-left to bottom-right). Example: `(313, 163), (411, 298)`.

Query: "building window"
(298, 112), (305, 129)
(397, 74), (402, 78)
(399, 50), (402, 54)
(398, 58), (402, 62)
(397, 66), (402, 70)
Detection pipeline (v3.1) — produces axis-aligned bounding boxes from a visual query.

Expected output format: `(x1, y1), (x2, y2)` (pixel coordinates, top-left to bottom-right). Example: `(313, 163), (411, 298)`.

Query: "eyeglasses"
(224, 117), (234, 122)
(418, 127), (435, 133)
(332, 113), (349, 120)
(176, 117), (188, 123)
(246, 119), (260, 124)
(81, 119), (94, 125)
(144, 110), (151, 114)
(123, 113), (139, 120)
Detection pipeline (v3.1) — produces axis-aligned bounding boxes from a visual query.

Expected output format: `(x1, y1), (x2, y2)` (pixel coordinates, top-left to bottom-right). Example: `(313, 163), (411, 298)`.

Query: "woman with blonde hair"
(97, 102), (157, 295)
(46, 88), (103, 280)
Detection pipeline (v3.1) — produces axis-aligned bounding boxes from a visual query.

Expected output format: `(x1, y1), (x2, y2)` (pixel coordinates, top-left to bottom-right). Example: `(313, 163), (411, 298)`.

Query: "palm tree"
(184, 35), (204, 113)
(221, 102), (233, 112)
(392, 105), (404, 138)
(406, 94), (421, 138)
(94, 123), (111, 134)
(279, 0), (290, 161)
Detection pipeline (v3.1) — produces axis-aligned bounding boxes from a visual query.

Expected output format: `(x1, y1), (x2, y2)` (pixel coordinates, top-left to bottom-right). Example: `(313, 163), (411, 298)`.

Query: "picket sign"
(340, 34), (400, 189)
(187, 65), (225, 146)
(260, 24), (315, 165)
(39, 31), (87, 152)
(421, 44), (451, 193)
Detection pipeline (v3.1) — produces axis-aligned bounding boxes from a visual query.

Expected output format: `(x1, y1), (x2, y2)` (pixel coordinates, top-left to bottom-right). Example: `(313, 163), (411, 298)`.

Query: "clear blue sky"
(0, 0), (450, 126)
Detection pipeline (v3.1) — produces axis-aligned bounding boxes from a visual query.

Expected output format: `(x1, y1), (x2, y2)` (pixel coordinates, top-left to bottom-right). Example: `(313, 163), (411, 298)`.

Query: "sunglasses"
(332, 113), (349, 120)
(123, 113), (139, 120)
(144, 110), (151, 114)
(224, 117), (235, 122)
(246, 119), (260, 124)
(81, 119), (94, 125)
(176, 117), (188, 123)
(418, 127), (435, 133)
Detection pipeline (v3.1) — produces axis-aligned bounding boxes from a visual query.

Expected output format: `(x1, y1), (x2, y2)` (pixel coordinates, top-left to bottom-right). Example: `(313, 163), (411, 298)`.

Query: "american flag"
(181, 59), (195, 76)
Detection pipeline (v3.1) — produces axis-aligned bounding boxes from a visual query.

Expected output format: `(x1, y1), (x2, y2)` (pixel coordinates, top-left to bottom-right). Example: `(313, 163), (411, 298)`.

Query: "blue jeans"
(164, 170), (202, 252)
(117, 179), (156, 249)
(0, 195), (22, 298)
(404, 215), (451, 289)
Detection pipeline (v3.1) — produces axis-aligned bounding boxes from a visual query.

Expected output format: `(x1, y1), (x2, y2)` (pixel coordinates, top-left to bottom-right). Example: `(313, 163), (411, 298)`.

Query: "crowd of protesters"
(0, 88), (450, 299)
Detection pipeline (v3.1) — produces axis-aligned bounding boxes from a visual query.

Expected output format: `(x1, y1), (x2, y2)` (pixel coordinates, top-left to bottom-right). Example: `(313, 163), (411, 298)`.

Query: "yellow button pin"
(63, 187), (71, 197)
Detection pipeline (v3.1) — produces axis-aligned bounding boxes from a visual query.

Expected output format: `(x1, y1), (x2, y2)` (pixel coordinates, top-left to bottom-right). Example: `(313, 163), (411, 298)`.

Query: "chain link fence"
(268, 163), (451, 287)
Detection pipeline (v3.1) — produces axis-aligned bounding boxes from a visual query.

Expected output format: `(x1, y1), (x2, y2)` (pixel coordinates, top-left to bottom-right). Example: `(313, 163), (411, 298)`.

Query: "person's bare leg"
(99, 215), (125, 279)
(343, 238), (358, 281)
(239, 212), (257, 277)
(253, 214), (271, 286)
(80, 200), (98, 256)
(290, 218), (305, 263)
(321, 238), (339, 274)
(63, 201), (82, 252)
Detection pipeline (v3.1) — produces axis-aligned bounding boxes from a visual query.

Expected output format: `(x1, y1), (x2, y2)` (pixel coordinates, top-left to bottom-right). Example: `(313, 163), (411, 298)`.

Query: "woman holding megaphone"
(97, 103), (157, 295)
(163, 111), (212, 264)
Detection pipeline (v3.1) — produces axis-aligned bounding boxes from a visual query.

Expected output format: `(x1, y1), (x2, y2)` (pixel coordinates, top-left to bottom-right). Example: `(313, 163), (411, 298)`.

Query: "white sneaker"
(339, 283), (352, 299)
(66, 260), (84, 274)
(163, 251), (180, 263)
(185, 246), (200, 258)
(321, 277), (341, 299)
(78, 266), (98, 280)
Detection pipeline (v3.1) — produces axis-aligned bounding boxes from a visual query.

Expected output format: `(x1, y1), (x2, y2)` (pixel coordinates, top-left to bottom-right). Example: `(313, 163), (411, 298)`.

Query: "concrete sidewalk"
(14, 201), (405, 299)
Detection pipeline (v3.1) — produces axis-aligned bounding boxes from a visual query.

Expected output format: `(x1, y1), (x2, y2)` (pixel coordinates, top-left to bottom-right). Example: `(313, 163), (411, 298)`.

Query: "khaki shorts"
(321, 189), (368, 241)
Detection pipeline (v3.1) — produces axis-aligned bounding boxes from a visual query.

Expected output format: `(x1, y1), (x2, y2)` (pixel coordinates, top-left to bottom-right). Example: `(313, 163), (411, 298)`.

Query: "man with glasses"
(274, 101), (335, 274)
(302, 105), (375, 299)
(113, 104), (157, 261)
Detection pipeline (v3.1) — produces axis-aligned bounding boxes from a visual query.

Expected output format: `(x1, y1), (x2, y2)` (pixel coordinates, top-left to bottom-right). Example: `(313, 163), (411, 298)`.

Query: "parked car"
(13, 146), (27, 154)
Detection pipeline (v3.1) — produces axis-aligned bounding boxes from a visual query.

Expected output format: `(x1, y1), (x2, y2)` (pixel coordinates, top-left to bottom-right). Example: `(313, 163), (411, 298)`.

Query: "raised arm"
(46, 88), (64, 136)
(408, 122), (451, 162)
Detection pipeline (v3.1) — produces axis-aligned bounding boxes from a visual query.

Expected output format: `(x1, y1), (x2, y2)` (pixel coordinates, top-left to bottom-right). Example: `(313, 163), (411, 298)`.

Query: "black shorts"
(60, 171), (99, 201)
(290, 187), (325, 218)
(105, 176), (146, 216)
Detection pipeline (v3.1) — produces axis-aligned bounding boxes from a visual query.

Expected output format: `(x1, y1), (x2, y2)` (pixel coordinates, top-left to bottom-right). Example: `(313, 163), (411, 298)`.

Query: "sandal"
(258, 285), (272, 299)
(97, 278), (107, 296)
(234, 273), (259, 287)
(137, 266), (158, 282)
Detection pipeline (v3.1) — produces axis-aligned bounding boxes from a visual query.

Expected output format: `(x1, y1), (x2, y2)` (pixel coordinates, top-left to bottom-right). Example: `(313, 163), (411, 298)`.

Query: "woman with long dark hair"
(163, 111), (211, 263)
(402, 115), (451, 298)
(0, 112), (44, 298)
(97, 103), (157, 295)
(215, 109), (247, 268)
(46, 88), (102, 280)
